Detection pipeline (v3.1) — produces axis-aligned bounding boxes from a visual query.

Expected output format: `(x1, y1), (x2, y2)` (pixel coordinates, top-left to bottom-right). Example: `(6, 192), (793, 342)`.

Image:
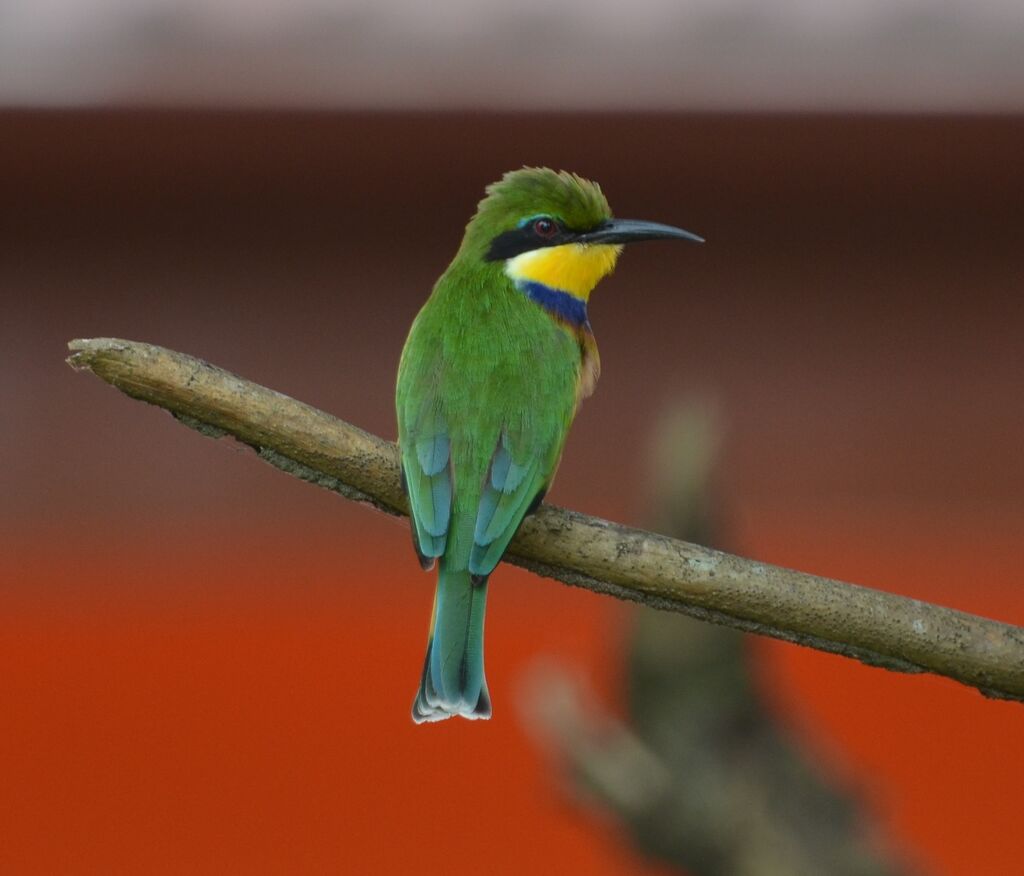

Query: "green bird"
(396, 168), (702, 722)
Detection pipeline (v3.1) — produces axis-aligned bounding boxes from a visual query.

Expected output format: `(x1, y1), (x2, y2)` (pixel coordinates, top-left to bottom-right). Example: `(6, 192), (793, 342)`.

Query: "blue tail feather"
(412, 566), (490, 723)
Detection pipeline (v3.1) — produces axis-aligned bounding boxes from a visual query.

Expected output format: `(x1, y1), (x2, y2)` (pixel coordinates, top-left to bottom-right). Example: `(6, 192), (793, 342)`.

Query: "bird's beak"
(575, 218), (704, 245)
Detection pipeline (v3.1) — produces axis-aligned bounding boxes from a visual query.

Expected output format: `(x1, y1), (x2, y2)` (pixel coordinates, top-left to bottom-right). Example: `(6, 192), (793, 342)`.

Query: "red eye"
(533, 218), (557, 239)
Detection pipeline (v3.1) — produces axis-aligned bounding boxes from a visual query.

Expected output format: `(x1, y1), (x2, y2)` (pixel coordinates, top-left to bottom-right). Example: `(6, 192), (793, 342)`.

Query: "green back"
(397, 255), (579, 576)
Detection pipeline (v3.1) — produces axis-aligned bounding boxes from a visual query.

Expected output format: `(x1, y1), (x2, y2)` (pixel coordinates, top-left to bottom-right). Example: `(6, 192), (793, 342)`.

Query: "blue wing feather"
(469, 431), (549, 577)
(403, 406), (452, 559)
(489, 440), (512, 491)
(416, 433), (449, 477)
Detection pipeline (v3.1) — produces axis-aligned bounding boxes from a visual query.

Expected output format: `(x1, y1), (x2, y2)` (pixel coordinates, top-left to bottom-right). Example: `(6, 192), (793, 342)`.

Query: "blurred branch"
(520, 400), (906, 875)
(66, 337), (1024, 703)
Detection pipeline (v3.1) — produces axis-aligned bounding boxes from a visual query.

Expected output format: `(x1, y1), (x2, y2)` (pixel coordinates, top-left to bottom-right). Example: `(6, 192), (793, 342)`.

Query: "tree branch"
(66, 337), (1024, 703)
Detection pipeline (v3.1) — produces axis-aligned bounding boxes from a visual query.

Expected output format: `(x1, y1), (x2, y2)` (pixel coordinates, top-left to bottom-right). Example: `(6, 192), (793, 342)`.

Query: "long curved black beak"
(575, 218), (704, 245)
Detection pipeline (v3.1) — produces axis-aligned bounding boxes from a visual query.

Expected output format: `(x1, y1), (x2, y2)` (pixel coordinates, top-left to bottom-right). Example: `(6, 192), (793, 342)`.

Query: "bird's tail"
(412, 564), (491, 723)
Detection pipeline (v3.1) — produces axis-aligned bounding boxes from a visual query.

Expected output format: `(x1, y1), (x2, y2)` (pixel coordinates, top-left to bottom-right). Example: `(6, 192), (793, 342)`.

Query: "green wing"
(468, 426), (559, 578)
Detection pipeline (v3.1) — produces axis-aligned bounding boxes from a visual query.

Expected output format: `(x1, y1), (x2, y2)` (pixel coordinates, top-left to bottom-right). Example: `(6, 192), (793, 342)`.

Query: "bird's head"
(459, 167), (702, 302)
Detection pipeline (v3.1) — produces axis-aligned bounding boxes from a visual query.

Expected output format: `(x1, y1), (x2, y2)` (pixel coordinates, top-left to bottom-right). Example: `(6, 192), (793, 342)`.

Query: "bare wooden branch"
(66, 337), (1024, 703)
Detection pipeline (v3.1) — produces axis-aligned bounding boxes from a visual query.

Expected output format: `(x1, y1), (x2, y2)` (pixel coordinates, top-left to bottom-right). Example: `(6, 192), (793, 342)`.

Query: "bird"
(396, 167), (702, 722)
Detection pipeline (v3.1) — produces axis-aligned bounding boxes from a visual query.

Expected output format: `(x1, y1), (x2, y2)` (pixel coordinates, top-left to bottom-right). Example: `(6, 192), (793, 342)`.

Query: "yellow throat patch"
(505, 243), (622, 301)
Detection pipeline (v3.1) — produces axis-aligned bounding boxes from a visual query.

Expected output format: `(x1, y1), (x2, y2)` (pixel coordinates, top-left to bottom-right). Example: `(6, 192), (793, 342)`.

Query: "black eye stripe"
(486, 219), (573, 261)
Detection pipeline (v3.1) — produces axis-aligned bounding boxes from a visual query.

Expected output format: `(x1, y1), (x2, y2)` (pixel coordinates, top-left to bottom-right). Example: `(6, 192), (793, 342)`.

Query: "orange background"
(2, 112), (1023, 874)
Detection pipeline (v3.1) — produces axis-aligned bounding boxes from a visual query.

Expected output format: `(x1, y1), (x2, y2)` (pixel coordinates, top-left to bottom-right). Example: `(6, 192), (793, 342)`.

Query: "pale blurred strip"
(2, 0), (1024, 110)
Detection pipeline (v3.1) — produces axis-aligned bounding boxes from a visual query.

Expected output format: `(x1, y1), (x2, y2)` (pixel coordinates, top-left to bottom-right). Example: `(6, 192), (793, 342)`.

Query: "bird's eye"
(532, 218), (557, 239)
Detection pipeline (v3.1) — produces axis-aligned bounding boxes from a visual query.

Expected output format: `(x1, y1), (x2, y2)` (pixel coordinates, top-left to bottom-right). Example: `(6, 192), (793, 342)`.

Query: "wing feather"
(469, 430), (551, 577)
(402, 403), (452, 560)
